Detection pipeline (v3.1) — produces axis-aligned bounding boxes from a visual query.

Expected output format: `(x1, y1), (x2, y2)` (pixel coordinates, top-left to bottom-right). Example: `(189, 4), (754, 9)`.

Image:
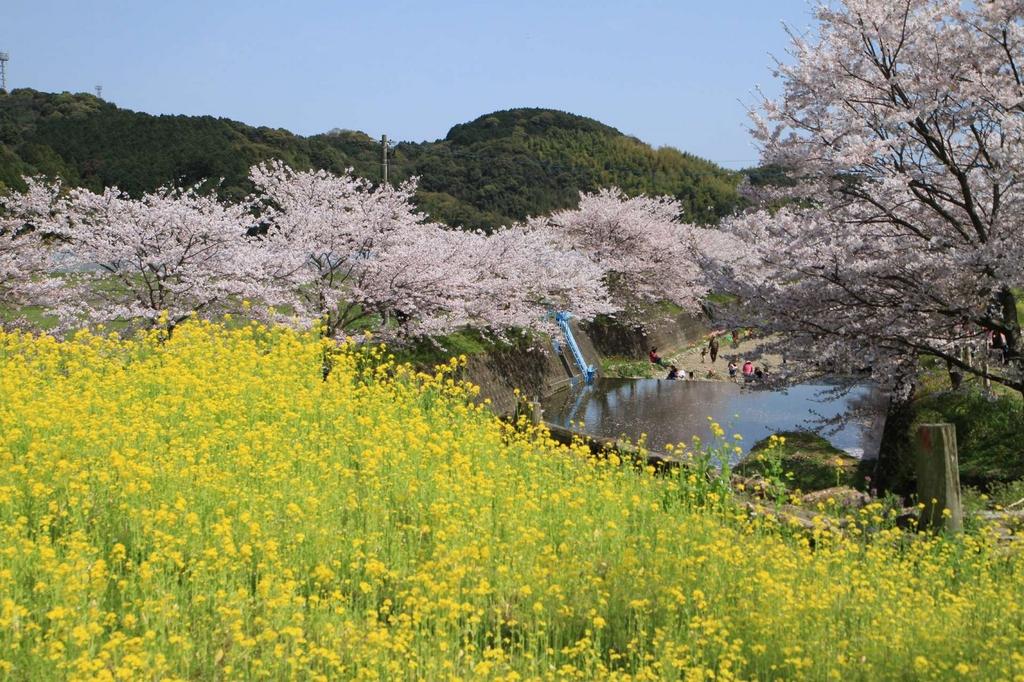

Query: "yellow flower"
(0, 320), (1017, 679)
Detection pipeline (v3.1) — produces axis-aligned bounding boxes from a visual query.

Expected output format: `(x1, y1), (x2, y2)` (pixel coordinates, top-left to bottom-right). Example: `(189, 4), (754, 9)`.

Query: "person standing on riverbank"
(709, 336), (720, 364)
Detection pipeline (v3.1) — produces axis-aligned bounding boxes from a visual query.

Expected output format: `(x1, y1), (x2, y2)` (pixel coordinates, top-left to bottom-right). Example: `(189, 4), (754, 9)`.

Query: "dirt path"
(661, 331), (784, 381)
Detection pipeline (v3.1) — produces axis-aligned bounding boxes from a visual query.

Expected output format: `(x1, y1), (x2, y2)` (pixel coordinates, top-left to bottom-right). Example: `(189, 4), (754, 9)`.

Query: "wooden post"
(528, 400), (543, 425)
(515, 397), (543, 425)
(914, 424), (963, 532)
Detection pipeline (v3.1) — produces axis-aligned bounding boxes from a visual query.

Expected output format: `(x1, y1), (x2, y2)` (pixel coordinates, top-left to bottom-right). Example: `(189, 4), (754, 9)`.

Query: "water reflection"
(542, 379), (887, 461)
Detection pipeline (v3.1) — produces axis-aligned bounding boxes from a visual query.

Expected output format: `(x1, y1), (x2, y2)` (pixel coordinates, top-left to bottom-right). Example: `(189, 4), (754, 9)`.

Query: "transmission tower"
(0, 52), (9, 92)
(95, 84), (103, 99)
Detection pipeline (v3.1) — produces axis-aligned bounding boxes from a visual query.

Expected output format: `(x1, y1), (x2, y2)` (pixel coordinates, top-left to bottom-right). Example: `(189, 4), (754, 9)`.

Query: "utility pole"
(381, 134), (389, 185)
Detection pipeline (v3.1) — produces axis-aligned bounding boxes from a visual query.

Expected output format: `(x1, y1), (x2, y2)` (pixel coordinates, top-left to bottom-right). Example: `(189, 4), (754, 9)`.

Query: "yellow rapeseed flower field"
(1, 322), (1022, 680)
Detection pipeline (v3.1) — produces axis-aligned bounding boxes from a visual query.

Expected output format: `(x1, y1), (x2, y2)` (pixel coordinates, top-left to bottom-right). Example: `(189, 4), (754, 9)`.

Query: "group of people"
(650, 331), (770, 383)
(649, 348), (693, 381)
(665, 365), (687, 380)
(728, 359), (764, 382)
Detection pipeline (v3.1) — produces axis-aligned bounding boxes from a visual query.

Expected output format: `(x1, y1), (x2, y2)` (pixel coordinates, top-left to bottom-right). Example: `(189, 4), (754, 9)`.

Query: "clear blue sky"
(6, 0), (814, 168)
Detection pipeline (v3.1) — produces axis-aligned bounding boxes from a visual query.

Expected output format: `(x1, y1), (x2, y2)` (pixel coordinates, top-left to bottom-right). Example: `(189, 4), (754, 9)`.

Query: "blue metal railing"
(554, 311), (596, 384)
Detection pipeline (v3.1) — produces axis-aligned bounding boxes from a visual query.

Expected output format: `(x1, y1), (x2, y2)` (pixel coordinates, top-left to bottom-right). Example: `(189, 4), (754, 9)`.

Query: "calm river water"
(542, 379), (887, 461)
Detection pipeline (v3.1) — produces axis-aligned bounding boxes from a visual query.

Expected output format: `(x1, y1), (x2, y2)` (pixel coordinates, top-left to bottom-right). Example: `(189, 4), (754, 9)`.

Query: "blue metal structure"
(554, 311), (596, 384)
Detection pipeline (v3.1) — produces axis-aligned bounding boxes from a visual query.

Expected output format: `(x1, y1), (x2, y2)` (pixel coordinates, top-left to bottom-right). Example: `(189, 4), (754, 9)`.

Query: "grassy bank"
(0, 323), (1023, 679)
(906, 357), (1024, 487)
(738, 431), (865, 492)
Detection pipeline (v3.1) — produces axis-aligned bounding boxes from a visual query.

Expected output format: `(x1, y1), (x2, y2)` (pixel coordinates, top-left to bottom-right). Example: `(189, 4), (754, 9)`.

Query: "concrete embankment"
(460, 313), (706, 416)
(581, 311), (707, 359)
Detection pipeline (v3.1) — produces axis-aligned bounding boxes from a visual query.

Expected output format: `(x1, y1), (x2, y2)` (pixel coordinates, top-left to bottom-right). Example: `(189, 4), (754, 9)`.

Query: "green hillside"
(0, 90), (742, 229)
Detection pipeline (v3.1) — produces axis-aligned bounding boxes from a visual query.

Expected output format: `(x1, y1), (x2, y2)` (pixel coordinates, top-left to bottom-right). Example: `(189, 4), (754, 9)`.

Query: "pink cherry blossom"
(536, 188), (708, 321)
(704, 0), (1024, 396)
(247, 162), (613, 340)
(52, 183), (258, 332)
(0, 178), (69, 328)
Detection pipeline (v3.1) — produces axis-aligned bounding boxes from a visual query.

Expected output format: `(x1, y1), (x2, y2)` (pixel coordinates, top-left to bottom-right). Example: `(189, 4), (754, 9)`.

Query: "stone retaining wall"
(458, 341), (568, 417)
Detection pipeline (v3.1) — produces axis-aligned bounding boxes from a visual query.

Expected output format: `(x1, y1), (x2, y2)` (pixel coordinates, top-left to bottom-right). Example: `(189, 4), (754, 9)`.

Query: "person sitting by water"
(649, 347), (667, 367)
(741, 360), (755, 380)
(666, 365), (681, 380)
(728, 360), (738, 380)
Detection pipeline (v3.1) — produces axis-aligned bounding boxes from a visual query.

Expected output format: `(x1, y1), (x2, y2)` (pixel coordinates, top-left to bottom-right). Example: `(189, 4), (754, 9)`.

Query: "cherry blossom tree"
(456, 224), (614, 334)
(248, 162), (612, 340)
(537, 188), (708, 320)
(3, 163), (697, 344)
(248, 162), (466, 337)
(704, 0), (1024, 395)
(3, 163), (616, 342)
(0, 178), (66, 327)
(51, 183), (258, 332)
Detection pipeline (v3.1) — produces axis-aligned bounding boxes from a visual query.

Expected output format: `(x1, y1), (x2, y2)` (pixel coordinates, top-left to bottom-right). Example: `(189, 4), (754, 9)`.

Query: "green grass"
(878, 357), (1024, 493)
(913, 386), (1024, 486)
(738, 430), (864, 491)
(649, 299), (687, 317)
(0, 304), (57, 329)
(388, 328), (500, 368)
(704, 292), (739, 307)
(600, 356), (657, 378)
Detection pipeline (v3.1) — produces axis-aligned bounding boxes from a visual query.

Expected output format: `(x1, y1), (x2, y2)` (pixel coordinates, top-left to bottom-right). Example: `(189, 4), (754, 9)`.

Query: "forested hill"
(0, 89), (743, 230)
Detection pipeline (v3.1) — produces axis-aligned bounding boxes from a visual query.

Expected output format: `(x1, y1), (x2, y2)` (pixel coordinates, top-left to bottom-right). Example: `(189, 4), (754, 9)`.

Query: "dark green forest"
(0, 89), (744, 230)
